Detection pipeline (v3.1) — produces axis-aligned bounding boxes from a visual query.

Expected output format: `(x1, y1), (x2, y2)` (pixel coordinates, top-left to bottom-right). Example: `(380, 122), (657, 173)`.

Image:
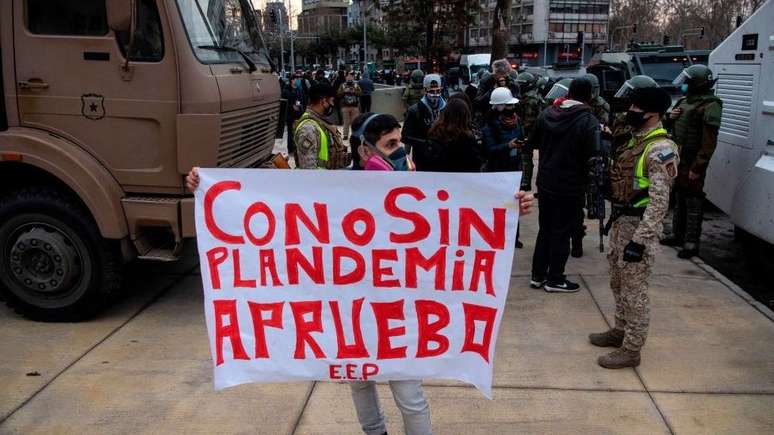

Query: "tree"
(384, 0), (478, 67)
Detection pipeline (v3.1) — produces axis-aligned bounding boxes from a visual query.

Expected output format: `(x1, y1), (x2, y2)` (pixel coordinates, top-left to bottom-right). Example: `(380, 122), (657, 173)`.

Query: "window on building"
(27, 0), (108, 36)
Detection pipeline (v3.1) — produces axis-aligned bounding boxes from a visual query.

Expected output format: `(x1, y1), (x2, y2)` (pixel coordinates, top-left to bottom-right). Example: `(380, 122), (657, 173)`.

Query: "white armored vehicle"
(705, 0), (774, 249)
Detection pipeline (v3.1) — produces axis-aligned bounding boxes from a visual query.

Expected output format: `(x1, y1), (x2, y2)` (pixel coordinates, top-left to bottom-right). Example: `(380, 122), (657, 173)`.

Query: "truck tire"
(0, 187), (122, 321)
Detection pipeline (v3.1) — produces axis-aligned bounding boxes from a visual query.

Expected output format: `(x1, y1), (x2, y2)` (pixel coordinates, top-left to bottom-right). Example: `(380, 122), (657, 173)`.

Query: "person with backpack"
(338, 72), (363, 140)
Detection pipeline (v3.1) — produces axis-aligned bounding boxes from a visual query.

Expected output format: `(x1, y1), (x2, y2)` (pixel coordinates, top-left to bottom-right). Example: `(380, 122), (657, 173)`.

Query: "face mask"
(680, 84), (689, 94)
(347, 80), (354, 84)
(625, 110), (649, 129)
(426, 94), (441, 106)
(295, 79), (302, 87)
(323, 100), (335, 117)
(385, 146), (410, 171)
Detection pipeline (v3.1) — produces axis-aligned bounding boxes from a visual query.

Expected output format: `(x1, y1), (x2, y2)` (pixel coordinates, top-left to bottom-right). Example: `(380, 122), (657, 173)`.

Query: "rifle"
(586, 129), (610, 253)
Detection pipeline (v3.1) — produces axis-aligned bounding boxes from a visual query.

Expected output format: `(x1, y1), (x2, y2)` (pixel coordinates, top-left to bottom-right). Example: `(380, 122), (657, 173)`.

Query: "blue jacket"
(481, 118), (524, 172)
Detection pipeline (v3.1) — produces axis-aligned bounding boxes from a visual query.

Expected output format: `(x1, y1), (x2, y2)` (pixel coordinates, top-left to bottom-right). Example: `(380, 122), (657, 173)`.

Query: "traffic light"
(632, 23), (637, 34)
(663, 34), (671, 45)
(577, 31), (583, 45)
(269, 9), (277, 24)
(700, 26), (705, 38)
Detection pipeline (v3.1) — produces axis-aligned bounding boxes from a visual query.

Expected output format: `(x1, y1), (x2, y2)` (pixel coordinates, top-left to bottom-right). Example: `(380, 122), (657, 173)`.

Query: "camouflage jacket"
(294, 109), (351, 170)
(627, 124), (679, 245)
(518, 90), (545, 135)
(589, 96), (610, 126)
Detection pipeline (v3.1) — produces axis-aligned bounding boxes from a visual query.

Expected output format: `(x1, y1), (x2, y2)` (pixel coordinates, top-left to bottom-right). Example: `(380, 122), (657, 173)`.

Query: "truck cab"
(587, 44), (710, 110)
(0, 0), (280, 320)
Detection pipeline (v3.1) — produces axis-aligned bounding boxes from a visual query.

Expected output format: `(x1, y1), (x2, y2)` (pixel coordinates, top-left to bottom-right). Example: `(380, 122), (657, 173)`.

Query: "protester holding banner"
(294, 83), (352, 170)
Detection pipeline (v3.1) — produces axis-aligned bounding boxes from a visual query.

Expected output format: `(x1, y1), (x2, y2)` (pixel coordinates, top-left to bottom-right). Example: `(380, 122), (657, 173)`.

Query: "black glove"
(623, 241), (645, 263)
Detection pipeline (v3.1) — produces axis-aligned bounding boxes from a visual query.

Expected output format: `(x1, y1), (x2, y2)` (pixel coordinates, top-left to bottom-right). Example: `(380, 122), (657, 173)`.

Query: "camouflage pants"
(607, 216), (653, 352)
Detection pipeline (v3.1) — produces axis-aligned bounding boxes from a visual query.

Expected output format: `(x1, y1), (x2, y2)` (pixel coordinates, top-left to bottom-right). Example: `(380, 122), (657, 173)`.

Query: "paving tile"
(584, 274), (774, 393)
(295, 383), (670, 435)
(0, 272), (180, 421)
(0, 275), (311, 435)
(652, 392), (774, 435)
(473, 275), (643, 390)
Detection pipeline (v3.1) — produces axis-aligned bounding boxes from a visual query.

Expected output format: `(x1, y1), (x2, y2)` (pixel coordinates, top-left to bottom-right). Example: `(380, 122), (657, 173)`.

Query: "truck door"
(12, 0), (179, 191)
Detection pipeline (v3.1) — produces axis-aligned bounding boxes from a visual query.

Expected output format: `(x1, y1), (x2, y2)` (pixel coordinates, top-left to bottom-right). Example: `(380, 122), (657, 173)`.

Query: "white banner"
(194, 169), (521, 398)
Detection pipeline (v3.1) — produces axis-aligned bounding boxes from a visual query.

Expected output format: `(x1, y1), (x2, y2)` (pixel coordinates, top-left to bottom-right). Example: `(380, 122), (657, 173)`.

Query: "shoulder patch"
(658, 150), (676, 162)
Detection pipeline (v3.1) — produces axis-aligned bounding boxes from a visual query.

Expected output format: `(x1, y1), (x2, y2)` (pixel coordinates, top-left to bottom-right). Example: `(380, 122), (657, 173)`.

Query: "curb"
(690, 255), (774, 322)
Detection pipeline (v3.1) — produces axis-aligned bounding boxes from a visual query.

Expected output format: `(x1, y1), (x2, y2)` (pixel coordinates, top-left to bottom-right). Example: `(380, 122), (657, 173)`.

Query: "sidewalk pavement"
(1, 171), (773, 434)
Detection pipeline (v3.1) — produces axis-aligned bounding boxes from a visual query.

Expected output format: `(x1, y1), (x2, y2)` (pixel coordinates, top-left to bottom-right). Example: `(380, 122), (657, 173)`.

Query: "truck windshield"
(638, 56), (689, 84)
(176, 0), (269, 66)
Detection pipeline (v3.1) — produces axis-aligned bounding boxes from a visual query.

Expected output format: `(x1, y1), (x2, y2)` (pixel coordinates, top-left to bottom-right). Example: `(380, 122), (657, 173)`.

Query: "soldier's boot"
(597, 348), (641, 369)
(661, 192), (686, 247)
(678, 196), (704, 259)
(588, 328), (624, 348)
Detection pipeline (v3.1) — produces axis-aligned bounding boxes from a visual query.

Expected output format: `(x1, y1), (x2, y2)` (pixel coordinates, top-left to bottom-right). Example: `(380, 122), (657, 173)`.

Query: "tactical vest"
(609, 128), (669, 208)
(294, 112), (347, 169)
(673, 94), (722, 157)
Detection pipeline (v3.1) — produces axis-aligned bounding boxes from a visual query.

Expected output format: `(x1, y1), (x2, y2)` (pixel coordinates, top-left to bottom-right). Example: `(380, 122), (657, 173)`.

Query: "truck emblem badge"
(81, 94), (105, 120)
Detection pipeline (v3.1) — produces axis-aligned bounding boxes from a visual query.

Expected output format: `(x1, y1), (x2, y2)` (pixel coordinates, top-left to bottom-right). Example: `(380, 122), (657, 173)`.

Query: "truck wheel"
(0, 187), (122, 321)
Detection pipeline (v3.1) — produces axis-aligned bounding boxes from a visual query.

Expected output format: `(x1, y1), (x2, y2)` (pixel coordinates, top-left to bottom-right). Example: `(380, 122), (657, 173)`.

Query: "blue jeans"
(349, 380), (431, 435)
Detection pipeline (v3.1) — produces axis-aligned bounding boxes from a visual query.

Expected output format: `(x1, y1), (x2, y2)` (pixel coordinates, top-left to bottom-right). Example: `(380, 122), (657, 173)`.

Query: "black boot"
(679, 196), (704, 259)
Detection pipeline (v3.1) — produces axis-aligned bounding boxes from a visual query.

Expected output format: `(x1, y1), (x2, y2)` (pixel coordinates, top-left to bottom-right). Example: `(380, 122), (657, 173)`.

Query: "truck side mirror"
(106, 0), (133, 33)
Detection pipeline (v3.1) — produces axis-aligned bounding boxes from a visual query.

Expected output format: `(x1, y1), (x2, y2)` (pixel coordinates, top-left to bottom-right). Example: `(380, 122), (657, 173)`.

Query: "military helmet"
(536, 76), (552, 96)
(517, 72), (537, 89)
(584, 73), (601, 98)
(673, 64), (715, 88)
(545, 77), (573, 101)
(614, 75), (658, 98)
(410, 69), (425, 84)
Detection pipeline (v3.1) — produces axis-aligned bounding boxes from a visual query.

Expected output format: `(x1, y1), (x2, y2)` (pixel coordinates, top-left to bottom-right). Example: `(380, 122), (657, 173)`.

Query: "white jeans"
(349, 380), (431, 435)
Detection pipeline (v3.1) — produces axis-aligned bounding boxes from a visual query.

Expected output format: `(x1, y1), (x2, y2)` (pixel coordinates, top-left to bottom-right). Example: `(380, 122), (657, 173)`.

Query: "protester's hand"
(623, 241), (645, 262)
(602, 125), (612, 136)
(186, 167), (200, 192)
(688, 170), (700, 181)
(516, 191), (534, 216)
(669, 107), (683, 120)
(509, 139), (524, 149)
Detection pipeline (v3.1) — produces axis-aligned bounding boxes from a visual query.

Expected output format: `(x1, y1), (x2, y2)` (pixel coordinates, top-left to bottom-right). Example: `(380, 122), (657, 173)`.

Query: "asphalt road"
(686, 205), (773, 310)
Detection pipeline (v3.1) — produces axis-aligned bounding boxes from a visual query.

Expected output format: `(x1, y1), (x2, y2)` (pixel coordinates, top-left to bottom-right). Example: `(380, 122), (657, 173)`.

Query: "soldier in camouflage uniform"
(585, 73), (610, 126)
(402, 69), (425, 110)
(590, 86), (678, 369)
(516, 72), (545, 191)
(294, 83), (352, 170)
(661, 65), (723, 259)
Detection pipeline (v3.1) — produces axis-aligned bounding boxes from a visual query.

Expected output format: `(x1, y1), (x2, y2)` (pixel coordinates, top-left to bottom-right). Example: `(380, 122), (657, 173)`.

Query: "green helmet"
(517, 72), (537, 89)
(545, 77), (573, 101)
(536, 76), (551, 96)
(673, 64), (715, 89)
(584, 73), (600, 98)
(614, 75), (658, 98)
(410, 69), (425, 84)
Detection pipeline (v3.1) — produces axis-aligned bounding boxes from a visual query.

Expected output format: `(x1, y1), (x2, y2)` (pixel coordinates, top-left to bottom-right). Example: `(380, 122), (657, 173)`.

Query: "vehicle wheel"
(0, 187), (122, 321)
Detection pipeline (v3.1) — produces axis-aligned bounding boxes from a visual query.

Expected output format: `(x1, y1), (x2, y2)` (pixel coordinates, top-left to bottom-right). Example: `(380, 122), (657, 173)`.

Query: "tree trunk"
(492, 0), (512, 60)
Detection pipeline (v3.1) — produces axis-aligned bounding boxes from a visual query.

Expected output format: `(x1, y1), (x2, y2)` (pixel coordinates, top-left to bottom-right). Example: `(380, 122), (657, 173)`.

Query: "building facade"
(263, 1), (289, 34)
(298, 0), (349, 36)
(467, 0), (610, 65)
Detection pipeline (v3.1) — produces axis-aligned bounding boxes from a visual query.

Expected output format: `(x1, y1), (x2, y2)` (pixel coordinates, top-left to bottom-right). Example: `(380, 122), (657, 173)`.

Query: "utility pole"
(287, 0), (295, 72)
(277, 11), (285, 73)
(362, 0), (368, 76)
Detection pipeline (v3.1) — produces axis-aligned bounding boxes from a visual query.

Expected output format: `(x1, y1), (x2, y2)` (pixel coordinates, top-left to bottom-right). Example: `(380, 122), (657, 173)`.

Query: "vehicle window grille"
(716, 73), (754, 140)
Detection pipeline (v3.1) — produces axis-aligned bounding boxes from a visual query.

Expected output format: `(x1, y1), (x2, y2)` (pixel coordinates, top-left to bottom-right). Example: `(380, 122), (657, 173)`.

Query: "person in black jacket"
(425, 98), (484, 172)
(402, 73), (446, 170)
(282, 73), (308, 158)
(474, 59), (520, 116)
(529, 77), (600, 293)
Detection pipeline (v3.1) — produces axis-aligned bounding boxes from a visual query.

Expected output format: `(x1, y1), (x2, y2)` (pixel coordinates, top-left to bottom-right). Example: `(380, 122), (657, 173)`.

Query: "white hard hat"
(489, 87), (519, 105)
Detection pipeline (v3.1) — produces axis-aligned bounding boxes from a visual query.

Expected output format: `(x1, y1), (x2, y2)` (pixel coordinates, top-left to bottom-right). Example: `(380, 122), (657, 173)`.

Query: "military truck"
(0, 0), (281, 320)
(704, 0), (774, 261)
(587, 44), (710, 109)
